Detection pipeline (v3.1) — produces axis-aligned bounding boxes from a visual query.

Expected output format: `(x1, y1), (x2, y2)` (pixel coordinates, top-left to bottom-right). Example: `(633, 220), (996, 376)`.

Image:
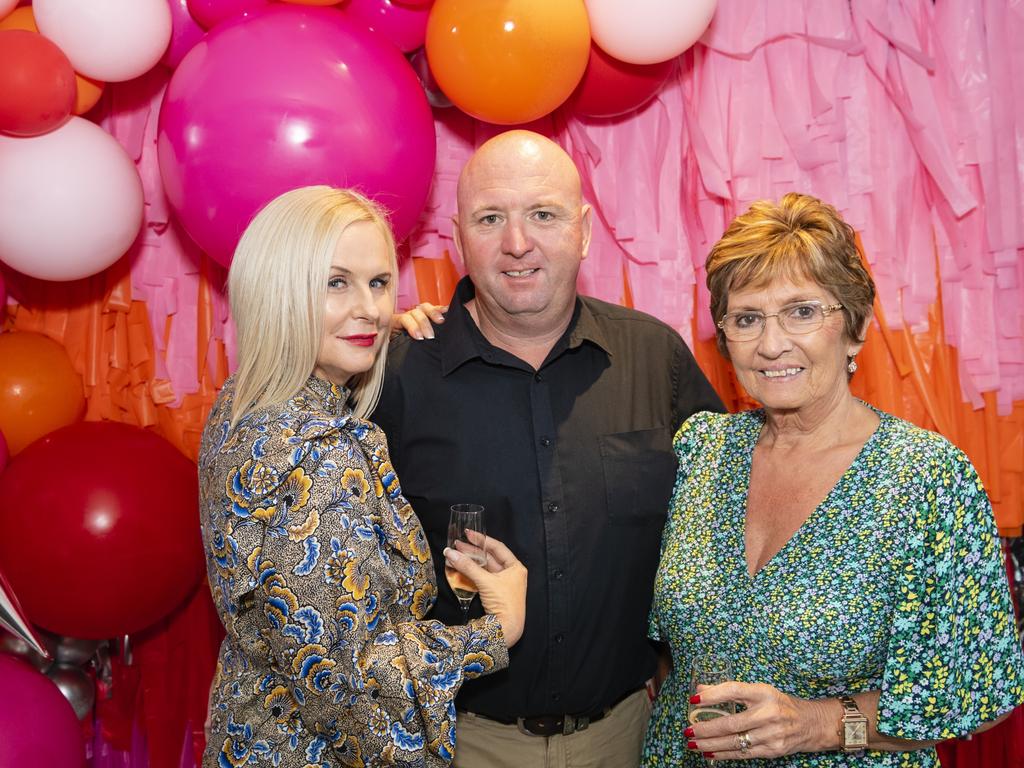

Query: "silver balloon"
(0, 629), (51, 672)
(46, 663), (96, 721)
(408, 48), (453, 109)
(53, 635), (101, 667)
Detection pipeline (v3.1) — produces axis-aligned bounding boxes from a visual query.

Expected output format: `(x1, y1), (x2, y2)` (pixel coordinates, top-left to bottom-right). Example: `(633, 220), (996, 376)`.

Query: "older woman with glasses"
(641, 193), (1024, 766)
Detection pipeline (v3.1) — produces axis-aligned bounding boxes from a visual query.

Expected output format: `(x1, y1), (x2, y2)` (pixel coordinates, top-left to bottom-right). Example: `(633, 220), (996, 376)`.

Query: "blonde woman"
(198, 186), (526, 768)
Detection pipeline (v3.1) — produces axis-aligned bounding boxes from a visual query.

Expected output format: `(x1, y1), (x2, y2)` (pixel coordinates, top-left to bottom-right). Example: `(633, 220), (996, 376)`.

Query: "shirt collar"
(439, 276), (612, 376)
(302, 374), (351, 416)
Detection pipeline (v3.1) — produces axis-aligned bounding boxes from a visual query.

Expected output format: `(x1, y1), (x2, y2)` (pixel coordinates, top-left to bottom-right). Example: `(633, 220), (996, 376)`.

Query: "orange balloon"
(0, 6), (37, 31)
(0, 7), (106, 115)
(74, 74), (104, 114)
(0, 332), (85, 455)
(425, 0), (590, 125)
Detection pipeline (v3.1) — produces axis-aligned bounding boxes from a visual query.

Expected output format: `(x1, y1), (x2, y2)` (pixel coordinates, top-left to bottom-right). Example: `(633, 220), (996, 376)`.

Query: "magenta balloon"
(162, 0), (205, 68)
(157, 5), (436, 266)
(0, 656), (84, 767)
(343, 0), (429, 53)
(186, 0), (268, 29)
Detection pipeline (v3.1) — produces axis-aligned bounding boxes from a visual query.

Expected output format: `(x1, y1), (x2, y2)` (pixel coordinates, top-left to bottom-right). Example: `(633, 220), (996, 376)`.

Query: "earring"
(847, 356), (858, 374)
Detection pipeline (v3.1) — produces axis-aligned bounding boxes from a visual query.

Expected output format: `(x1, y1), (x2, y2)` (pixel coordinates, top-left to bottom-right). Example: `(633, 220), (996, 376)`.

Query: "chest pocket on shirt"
(599, 427), (677, 525)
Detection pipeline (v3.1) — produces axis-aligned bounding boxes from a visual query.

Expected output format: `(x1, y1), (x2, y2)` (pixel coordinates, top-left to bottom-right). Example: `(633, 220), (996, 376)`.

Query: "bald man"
(374, 131), (723, 767)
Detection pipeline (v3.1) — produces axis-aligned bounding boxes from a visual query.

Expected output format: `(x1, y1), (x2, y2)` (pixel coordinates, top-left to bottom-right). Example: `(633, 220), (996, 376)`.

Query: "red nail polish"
(687, 741), (698, 750)
(689, 694), (701, 705)
(703, 753), (715, 759)
(684, 727), (695, 738)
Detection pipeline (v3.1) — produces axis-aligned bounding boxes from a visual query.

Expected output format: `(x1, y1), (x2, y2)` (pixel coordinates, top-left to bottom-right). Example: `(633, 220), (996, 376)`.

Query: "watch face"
(845, 720), (868, 746)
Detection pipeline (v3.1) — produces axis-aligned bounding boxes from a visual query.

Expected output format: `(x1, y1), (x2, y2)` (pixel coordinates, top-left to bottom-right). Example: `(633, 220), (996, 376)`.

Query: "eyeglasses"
(717, 301), (844, 342)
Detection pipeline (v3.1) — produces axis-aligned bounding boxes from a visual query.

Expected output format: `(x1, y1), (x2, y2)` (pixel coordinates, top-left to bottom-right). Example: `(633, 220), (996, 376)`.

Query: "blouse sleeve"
(216, 415), (509, 763)
(876, 441), (1024, 740)
(649, 412), (716, 642)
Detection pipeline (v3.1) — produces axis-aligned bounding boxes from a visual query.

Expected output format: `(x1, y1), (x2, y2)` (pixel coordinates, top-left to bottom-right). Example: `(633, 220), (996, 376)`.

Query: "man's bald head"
(456, 131), (584, 214)
(450, 130), (593, 343)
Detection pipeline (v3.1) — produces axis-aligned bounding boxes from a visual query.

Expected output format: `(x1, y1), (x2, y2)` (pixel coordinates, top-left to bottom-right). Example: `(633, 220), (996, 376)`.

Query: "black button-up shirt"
(374, 277), (723, 719)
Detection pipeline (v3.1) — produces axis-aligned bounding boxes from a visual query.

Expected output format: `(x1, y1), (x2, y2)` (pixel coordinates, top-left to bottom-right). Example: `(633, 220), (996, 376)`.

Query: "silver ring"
(737, 731), (752, 754)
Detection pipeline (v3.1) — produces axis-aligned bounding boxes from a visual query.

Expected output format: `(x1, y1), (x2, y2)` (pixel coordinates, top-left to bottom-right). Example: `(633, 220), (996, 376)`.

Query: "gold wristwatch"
(838, 696), (868, 753)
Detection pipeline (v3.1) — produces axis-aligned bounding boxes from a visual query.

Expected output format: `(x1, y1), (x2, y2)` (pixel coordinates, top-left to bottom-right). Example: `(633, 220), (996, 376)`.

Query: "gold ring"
(737, 731), (752, 754)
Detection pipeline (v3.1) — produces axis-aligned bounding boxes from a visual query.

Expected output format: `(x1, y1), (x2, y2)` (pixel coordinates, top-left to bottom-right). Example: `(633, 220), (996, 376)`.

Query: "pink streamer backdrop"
(96, 0), (1022, 415)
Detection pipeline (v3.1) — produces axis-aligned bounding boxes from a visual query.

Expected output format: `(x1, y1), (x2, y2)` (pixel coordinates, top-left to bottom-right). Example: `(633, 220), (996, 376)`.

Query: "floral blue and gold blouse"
(643, 408), (1024, 767)
(199, 376), (508, 768)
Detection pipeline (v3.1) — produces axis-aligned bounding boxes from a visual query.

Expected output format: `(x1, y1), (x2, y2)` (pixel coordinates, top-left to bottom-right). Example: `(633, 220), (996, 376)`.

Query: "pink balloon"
(0, 118), (144, 281)
(342, 0), (429, 53)
(392, 0), (432, 6)
(162, 0), (205, 67)
(34, 0), (172, 82)
(0, 0), (18, 17)
(0, 656), (84, 767)
(186, 0), (268, 29)
(157, 5), (436, 266)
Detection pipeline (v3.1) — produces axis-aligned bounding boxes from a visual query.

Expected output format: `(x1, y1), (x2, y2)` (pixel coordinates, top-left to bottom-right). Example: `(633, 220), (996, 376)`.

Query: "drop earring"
(847, 356), (858, 374)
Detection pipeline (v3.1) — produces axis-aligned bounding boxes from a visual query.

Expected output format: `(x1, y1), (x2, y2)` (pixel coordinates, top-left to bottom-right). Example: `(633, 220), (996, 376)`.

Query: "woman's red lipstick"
(342, 334), (377, 347)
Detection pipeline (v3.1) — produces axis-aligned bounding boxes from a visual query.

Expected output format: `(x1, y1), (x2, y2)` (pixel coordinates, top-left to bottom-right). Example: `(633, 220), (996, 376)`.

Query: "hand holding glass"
(689, 654), (736, 762)
(446, 504), (487, 622)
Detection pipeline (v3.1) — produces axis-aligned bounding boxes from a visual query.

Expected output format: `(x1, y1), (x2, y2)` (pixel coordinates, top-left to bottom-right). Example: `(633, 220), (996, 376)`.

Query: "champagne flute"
(689, 653), (736, 764)
(445, 504), (487, 623)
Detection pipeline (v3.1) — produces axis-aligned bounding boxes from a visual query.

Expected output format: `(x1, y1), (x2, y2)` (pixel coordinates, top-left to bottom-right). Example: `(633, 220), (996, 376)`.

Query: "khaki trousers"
(453, 688), (652, 768)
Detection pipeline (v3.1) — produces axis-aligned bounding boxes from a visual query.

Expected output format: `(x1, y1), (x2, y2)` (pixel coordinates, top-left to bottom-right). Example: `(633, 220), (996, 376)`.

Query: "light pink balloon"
(342, 0), (430, 53)
(186, 0), (269, 29)
(162, 0), (205, 68)
(0, 118), (144, 281)
(0, 0), (19, 19)
(34, 0), (172, 82)
(585, 0), (718, 64)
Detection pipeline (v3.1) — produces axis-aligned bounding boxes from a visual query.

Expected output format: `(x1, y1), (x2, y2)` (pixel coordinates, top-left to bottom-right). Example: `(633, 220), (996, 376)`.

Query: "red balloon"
(0, 421), (204, 639)
(570, 42), (675, 119)
(0, 29), (76, 137)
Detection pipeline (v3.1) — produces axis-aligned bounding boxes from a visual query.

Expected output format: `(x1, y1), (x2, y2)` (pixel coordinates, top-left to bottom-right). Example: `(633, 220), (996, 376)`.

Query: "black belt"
(465, 685), (644, 737)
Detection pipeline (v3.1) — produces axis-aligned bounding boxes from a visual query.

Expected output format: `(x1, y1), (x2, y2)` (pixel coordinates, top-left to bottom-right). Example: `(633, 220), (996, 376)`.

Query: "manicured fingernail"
(687, 741), (698, 750)
(412, 331), (423, 340)
(703, 753), (715, 759)
(689, 694), (701, 705)
(425, 330), (434, 339)
(684, 727), (695, 738)
(443, 547), (459, 562)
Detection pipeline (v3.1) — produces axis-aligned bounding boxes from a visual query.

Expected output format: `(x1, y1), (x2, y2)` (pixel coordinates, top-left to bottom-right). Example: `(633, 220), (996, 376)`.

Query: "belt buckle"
(564, 715), (589, 736)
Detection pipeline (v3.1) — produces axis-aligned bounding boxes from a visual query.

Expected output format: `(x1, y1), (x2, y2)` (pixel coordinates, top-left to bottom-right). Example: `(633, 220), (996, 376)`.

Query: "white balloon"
(34, 0), (172, 82)
(585, 0), (718, 65)
(0, 118), (144, 282)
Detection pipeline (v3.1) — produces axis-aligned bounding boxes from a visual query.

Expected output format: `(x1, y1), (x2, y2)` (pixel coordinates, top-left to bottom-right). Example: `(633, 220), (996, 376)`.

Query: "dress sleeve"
(649, 412), (715, 642)
(876, 443), (1024, 740)
(219, 417), (509, 763)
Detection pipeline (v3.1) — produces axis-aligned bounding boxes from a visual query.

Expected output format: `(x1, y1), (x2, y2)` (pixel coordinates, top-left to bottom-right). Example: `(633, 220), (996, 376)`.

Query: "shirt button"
(547, 502), (559, 514)
(535, 373), (543, 382)
(552, 693), (561, 702)
(553, 569), (564, 580)
(554, 633), (564, 643)
(540, 437), (551, 447)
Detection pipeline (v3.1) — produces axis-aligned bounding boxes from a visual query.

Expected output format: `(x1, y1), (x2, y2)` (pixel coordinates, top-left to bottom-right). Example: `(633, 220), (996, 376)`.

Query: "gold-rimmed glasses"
(717, 301), (844, 342)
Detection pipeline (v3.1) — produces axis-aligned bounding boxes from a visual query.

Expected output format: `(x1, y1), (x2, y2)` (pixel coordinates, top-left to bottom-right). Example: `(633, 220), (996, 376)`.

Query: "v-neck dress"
(642, 409), (1024, 767)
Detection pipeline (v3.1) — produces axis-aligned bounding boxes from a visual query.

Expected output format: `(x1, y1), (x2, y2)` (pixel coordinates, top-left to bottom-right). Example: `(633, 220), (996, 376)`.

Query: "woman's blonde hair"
(705, 192), (875, 357)
(227, 185), (397, 426)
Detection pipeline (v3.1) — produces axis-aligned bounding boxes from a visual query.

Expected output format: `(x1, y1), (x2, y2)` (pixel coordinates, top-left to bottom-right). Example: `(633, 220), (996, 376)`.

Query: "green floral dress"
(199, 376), (508, 767)
(642, 408), (1024, 767)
